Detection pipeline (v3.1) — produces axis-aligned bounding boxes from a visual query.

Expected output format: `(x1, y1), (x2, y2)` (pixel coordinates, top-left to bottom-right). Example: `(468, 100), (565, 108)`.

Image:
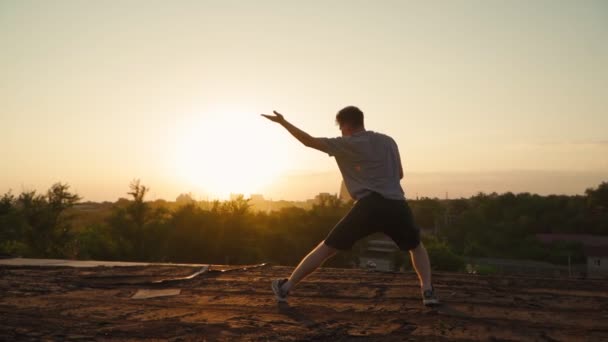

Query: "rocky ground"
(1, 262), (607, 341)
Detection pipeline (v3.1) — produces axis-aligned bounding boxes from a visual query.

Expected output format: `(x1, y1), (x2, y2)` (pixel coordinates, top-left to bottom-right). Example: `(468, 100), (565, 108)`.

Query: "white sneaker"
(422, 286), (440, 307)
(271, 278), (289, 302)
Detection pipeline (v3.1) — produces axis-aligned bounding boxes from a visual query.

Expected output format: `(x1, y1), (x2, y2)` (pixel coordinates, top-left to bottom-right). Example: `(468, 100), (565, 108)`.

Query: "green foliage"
(391, 250), (410, 271)
(411, 197), (443, 229)
(586, 181), (608, 210)
(584, 182), (608, 234)
(106, 179), (170, 261)
(0, 192), (22, 244)
(75, 224), (119, 260)
(475, 264), (497, 275)
(0, 183), (80, 258)
(429, 182), (608, 263)
(0, 240), (29, 256)
(1, 181), (606, 271)
(423, 236), (464, 271)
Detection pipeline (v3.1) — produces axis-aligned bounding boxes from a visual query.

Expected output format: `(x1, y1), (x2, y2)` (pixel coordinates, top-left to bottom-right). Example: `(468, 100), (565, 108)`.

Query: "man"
(261, 106), (439, 306)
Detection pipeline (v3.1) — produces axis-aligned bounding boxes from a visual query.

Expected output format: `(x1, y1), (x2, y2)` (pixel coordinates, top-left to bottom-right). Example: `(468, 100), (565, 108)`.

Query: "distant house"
(248, 194), (272, 212)
(536, 234), (608, 279)
(73, 202), (103, 211)
(249, 194), (264, 202)
(359, 235), (399, 272)
(584, 246), (608, 279)
(313, 192), (334, 205)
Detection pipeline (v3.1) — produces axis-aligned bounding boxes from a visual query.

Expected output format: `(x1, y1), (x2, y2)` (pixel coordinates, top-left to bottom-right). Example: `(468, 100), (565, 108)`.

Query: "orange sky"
(1, 1), (606, 201)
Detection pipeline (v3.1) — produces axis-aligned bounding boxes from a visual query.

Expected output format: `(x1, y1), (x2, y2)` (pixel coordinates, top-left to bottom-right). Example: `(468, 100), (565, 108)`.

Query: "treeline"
(1, 180), (607, 271)
(0, 180), (356, 267)
(426, 182), (608, 265)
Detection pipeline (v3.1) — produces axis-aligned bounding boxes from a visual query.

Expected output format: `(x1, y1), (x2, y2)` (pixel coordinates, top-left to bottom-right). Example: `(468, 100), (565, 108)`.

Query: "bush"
(0, 240), (29, 257)
(75, 224), (118, 260)
(424, 238), (464, 272)
(466, 263), (498, 275)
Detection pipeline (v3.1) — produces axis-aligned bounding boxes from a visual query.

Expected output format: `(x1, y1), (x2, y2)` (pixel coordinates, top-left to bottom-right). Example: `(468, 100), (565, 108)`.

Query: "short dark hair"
(336, 106), (364, 128)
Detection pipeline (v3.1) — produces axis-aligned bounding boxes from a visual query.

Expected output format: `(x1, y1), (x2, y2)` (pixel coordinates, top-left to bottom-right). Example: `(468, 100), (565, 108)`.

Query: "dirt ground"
(1, 262), (607, 341)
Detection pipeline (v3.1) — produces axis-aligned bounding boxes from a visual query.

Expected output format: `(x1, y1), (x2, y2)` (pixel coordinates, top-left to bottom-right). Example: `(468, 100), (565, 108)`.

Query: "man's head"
(336, 106), (364, 136)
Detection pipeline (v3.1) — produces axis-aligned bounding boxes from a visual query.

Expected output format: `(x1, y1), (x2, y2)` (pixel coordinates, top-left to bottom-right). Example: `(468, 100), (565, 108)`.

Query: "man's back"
(319, 131), (404, 201)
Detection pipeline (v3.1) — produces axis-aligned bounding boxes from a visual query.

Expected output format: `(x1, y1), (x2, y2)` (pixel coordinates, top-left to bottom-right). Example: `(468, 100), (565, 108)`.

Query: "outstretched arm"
(261, 111), (328, 152)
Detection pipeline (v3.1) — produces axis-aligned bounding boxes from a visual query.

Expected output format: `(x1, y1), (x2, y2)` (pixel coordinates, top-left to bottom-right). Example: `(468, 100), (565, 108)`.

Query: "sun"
(170, 108), (290, 199)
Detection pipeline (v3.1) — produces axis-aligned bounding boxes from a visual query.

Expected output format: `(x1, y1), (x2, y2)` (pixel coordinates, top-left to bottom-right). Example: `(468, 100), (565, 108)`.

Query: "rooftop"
(1, 258), (607, 341)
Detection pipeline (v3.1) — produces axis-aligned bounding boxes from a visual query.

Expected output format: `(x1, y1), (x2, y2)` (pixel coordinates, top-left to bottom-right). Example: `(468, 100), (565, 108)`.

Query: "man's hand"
(261, 110), (285, 123)
(260, 109), (328, 153)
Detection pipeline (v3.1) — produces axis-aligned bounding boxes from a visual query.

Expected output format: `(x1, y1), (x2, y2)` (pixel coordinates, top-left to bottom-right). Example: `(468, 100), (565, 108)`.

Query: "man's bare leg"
(409, 242), (432, 291)
(281, 241), (337, 293)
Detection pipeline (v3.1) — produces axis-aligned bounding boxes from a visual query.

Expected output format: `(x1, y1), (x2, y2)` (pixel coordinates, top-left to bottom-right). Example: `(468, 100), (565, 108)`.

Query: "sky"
(1, 0), (607, 201)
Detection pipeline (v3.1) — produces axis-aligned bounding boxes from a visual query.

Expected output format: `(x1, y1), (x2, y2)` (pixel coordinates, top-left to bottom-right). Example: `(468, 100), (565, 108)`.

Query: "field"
(1, 260), (607, 341)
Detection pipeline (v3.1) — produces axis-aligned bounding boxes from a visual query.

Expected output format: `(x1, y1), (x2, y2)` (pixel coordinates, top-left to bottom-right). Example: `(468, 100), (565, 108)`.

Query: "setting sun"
(170, 108), (291, 199)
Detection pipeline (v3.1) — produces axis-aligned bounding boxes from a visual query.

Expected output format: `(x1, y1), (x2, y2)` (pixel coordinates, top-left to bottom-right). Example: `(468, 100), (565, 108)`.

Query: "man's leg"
(276, 197), (370, 298)
(281, 241), (337, 293)
(409, 242), (432, 291)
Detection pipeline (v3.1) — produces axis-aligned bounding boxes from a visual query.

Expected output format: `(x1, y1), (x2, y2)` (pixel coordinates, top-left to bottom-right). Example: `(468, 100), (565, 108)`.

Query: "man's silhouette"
(262, 106), (438, 306)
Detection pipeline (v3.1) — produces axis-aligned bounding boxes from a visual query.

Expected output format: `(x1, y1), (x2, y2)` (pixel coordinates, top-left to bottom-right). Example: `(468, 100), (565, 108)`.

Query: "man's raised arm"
(261, 111), (328, 152)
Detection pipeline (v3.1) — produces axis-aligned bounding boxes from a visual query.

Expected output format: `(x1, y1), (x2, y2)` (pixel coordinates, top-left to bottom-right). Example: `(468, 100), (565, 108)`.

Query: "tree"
(411, 197), (443, 230)
(11, 183), (81, 257)
(127, 179), (150, 230)
(107, 180), (170, 261)
(584, 182), (608, 234)
(586, 182), (608, 211)
(176, 193), (196, 206)
(0, 191), (28, 256)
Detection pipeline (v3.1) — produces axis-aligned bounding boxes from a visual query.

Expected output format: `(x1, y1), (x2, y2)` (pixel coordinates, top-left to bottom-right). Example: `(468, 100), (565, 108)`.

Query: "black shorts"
(324, 192), (420, 251)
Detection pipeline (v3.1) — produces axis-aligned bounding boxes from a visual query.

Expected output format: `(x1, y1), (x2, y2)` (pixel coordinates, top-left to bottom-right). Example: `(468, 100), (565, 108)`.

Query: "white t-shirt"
(318, 130), (405, 201)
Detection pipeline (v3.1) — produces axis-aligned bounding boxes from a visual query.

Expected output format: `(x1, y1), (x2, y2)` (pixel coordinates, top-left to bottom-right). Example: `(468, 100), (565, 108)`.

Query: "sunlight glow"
(170, 107), (290, 199)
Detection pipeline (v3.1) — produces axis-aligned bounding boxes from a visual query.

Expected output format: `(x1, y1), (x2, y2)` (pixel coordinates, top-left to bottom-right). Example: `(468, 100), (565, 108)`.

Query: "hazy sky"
(1, 0), (607, 201)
